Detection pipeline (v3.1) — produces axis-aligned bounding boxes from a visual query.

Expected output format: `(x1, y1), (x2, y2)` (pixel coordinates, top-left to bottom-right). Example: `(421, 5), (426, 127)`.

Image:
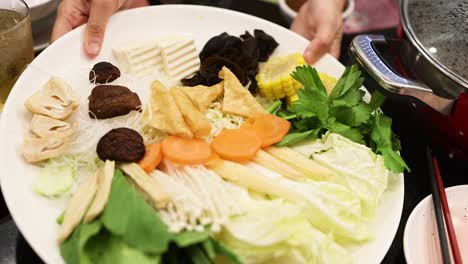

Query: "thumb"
(304, 28), (342, 64)
(304, 24), (336, 64)
(84, 0), (116, 58)
(303, 16), (341, 64)
(51, 1), (88, 43)
(303, 37), (330, 65)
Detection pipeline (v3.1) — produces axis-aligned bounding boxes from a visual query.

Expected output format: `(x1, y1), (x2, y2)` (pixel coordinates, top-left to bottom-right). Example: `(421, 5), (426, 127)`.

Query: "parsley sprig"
(276, 65), (409, 173)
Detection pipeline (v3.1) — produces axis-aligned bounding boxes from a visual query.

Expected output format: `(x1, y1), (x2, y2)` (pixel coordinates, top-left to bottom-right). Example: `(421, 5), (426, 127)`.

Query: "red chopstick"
(433, 157), (463, 264)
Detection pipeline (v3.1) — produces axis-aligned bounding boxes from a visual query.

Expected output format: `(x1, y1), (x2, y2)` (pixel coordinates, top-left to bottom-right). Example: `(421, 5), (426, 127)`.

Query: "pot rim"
(400, 0), (468, 93)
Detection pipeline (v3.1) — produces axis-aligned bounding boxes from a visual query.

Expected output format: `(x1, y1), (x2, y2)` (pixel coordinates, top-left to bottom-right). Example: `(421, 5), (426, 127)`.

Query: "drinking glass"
(0, 0), (34, 111)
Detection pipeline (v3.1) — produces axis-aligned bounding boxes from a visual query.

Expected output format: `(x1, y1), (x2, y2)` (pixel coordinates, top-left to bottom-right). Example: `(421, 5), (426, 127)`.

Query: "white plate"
(404, 185), (468, 264)
(0, 5), (404, 264)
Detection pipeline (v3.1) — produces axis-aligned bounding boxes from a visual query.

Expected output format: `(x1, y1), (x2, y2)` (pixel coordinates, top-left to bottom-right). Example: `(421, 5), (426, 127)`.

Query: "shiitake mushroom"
(96, 128), (145, 162)
(89, 62), (121, 84)
(88, 85), (141, 119)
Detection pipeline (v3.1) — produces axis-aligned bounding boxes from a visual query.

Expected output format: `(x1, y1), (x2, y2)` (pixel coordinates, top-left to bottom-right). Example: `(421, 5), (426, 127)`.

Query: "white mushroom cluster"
(22, 77), (79, 163)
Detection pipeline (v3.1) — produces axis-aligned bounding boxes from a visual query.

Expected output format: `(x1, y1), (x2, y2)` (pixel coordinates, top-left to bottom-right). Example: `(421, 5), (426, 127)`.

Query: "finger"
(290, 3), (307, 33)
(50, 2), (86, 43)
(50, 16), (73, 43)
(84, 0), (117, 58)
(124, 0), (150, 9)
(330, 31), (343, 59)
(304, 38), (329, 64)
(304, 18), (341, 64)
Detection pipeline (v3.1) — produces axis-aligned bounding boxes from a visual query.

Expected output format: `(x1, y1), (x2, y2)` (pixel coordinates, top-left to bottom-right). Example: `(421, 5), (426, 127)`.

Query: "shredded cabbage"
(205, 102), (244, 140)
(217, 199), (352, 264)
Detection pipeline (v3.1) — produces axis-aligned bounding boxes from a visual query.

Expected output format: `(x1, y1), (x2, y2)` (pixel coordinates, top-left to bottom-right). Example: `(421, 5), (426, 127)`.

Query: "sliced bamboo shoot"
(84, 160), (115, 223)
(120, 163), (170, 209)
(253, 149), (306, 181)
(266, 146), (336, 181)
(57, 172), (98, 243)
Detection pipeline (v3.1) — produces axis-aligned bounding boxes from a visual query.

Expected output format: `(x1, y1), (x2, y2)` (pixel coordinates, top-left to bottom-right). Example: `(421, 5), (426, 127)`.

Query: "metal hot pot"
(350, 0), (468, 160)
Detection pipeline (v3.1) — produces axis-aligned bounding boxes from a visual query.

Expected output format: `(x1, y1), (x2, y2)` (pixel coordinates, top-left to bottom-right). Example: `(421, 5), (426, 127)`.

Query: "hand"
(291, 0), (346, 64)
(50, 0), (149, 58)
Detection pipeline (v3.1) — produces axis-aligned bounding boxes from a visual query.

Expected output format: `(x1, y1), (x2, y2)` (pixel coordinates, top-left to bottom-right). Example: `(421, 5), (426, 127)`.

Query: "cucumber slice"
(33, 164), (74, 197)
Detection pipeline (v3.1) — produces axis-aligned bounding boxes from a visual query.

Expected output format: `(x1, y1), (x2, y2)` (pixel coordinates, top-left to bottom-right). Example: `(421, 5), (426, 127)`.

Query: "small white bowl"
(278, 0), (355, 24)
(25, 0), (60, 22)
(278, 0), (297, 24)
(404, 185), (468, 264)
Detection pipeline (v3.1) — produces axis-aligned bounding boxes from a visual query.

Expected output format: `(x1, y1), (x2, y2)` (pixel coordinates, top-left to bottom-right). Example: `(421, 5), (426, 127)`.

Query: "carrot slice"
(211, 128), (262, 162)
(240, 121), (254, 130)
(246, 114), (291, 147)
(138, 143), (163, 173)
(161, 136), (212, 165)
(205, 151), (223, 167)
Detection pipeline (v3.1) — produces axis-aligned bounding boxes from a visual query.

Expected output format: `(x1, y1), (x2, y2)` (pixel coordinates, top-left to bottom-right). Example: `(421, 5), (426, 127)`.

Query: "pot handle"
(349, 34), (454, 115)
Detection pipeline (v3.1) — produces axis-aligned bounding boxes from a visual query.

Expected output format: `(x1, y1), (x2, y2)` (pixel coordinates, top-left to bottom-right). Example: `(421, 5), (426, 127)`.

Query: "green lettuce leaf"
(60, 169), (242, 264)
(100, 169), (211, 254)
(85, 229), (161, 264)
(209, 238), (244, 264)
(60, 221), (102, 264)
(99, 169), (174, 254)
(172, 230), (213, 248)
(162, 238), (244, 264)
(60, 221), (160, 264)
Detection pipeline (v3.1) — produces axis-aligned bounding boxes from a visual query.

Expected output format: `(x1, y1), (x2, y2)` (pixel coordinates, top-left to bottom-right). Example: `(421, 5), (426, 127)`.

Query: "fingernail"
(88, 41), (100, 55)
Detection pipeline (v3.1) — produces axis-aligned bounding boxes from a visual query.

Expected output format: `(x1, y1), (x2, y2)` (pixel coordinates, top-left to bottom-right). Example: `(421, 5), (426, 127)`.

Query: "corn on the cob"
(256, 53), (306, 99)
(286, 94), (299, 104)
